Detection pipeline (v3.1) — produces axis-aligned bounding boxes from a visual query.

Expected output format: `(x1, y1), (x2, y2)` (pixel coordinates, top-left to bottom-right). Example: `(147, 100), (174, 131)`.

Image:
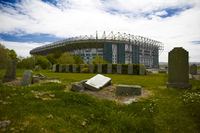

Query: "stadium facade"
(30, 32), (163, 68)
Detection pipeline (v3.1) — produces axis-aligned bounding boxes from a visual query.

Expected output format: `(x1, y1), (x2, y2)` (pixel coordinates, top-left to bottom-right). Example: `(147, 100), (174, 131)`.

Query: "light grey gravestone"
(58, 64), (63, 72)
(84, 74), (111, 90)
(116, 84), (142, 96)
(167, 47), (191, 89)
(97, 64), (102, 73)
(52, 64), (57, 72)
(3, 59), (16, 82)
(117, 64), (122, 74)
(89, 64), (94, 73)
(80, 64), (85, 73)
(128, 64), (133, 75)
(21, 70), (33, 86)
(107, 64), (112, 74)
(190, 64), (197, 75)
(65, 64), (69, 73)
(72, 64), (77, 73)
(139, 64), (146, 75)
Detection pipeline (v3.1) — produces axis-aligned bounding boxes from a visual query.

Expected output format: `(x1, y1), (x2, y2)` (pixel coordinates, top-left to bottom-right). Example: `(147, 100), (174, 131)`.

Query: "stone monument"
(190, 64), (197, 75)
(65, 64), (69, 72)
(89, 64), (94, 73)
(21, 70), (33, 86)
(117, 64), (122, 74)
(97, 64), (102, 73)
(52, 64), (57, 72)
(72, 64), (77, 73)
(167, 47), (191, 88)
(139, 64), (146, 75)
(107, 64), (112, 74)
(128, 64), (133, 75)
(3, 59), (16, 82)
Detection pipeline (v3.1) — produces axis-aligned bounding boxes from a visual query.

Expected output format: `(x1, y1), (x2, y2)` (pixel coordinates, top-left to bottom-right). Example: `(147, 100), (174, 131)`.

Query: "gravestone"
(3, 59), (16, 82)
(190, 64), (197, 75)
(89, 64), (94, 73)
(84, 74), (111, 90)
(117, 64), (122, 74)
(107, 64), (112, 74)
(58, 64), (63, 72)
(61, 64), (66, 72)
(167, 47), (191, 89)
(72, 64), (77, 73)
(97, 64), (102, 73)
(116, 85), (142, 96)
(128, 64), (133, 75)
(21, 70), (33, 86)
(65, 64), (69, 72)
(52, 64), (57, 72)
(80, 64), (85, 73)
(139, 64), (146, 75)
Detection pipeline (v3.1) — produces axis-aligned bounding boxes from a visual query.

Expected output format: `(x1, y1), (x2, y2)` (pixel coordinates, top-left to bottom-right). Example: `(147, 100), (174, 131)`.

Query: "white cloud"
(0, 40), (45, 57)
(0, 0), (200, 62)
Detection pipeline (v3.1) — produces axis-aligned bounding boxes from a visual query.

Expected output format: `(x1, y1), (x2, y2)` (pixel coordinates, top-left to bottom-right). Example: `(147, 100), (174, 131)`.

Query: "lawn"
(0, 69), (200, 133)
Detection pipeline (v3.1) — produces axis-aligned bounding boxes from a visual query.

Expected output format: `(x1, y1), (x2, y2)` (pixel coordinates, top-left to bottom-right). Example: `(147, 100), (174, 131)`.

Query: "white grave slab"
(84, 74), (111, 90)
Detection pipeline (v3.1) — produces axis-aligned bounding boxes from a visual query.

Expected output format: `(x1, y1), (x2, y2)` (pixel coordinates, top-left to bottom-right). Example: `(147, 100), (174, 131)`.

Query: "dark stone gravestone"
(167, 47), (191, 89)
(116, 85), (142, 96)
(21, 70), (33, 86)
(3, 59), (16, 82)
(190, 64), (197, 75)
(117, 64), (122, 74)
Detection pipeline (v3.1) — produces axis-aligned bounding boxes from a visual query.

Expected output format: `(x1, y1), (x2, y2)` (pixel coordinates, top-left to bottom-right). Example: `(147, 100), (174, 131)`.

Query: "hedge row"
(53, 64), (145, 75)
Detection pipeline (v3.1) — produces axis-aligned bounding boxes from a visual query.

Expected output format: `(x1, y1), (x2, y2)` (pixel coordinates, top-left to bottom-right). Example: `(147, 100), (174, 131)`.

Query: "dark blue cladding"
(103, 43), (112, 63)
(117, 43), (125, 64)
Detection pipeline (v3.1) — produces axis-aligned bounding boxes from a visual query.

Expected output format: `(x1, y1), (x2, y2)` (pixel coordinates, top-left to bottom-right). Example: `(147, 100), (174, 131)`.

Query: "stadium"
(30, 31), (164, 68)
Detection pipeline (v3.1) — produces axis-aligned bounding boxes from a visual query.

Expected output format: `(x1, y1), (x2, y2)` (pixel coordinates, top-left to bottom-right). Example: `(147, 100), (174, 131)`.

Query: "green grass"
(1, 69), (200, 132)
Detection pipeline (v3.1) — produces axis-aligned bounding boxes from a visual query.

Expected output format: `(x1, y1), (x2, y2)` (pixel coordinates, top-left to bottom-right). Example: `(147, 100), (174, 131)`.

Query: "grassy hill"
(0, 70), (200, 132)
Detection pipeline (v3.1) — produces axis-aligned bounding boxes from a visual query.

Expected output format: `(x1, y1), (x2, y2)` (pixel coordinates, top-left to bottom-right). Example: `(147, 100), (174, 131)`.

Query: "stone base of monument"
(167, 82), (192, 89)
(71, 79), (87, 92)
(116, 85), (142, 96)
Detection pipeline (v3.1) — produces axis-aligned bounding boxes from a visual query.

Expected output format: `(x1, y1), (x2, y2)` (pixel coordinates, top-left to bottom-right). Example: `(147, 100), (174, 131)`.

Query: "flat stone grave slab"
(116, 84), (142, 96)
(84, 74), (111, 90)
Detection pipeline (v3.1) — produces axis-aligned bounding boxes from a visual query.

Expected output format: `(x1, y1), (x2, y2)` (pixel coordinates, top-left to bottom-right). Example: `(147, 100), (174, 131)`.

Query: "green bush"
(81, 67), (89, 73)
(133, 64), (140, 75)
(112, 64), (117, 74)
(94, 64), (98, 73)
(122, 64), (128, 74)
(17, 56), (35, 69)
(69, 64), (73, 72)
(35, 55), (51, 69)
(102, 64), (107, 73)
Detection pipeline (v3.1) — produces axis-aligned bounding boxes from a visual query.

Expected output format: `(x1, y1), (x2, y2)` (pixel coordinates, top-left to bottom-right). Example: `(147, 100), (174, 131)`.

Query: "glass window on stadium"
(125, 44), (132, 64)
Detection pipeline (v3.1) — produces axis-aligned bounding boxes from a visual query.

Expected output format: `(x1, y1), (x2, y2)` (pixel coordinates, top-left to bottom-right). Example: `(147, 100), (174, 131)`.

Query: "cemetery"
(0, 46), (200, 132)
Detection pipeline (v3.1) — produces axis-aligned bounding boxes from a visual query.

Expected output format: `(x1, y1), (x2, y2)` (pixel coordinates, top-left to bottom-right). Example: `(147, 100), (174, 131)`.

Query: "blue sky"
(0, 0), (200, 61)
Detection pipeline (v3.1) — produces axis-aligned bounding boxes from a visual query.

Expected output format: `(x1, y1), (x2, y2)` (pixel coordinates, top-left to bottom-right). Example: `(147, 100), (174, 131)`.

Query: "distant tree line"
(0, 43), (107, 70)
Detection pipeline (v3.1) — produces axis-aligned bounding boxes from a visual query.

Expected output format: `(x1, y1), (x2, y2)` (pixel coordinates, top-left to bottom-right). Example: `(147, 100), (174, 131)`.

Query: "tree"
(92, 55), (107, 64)
(57, 52), (74, 64)
(74, 55), (84, 64)
(46, 54), (57, 65)
(0, 43), (8, 68)
(35, 55), (51, 69)
(17, 56), (35, 69)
